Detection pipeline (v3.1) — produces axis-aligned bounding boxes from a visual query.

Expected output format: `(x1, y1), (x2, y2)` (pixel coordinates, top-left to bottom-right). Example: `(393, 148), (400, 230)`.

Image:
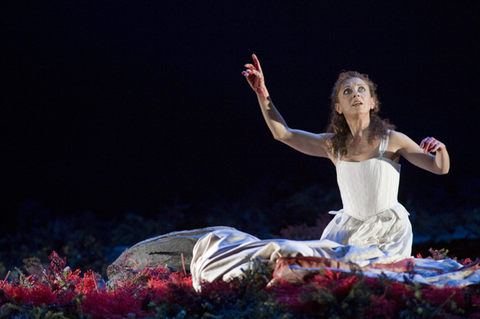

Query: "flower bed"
(1, 252), (480, 318)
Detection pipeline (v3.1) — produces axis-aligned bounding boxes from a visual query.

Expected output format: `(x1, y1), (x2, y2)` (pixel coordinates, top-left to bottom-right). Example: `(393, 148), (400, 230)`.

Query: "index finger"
(252, 54), (263, 74)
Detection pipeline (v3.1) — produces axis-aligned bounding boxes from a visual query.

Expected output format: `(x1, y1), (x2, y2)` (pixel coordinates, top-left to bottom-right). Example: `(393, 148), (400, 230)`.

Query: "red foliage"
(270, 279), (318, 312)
(4, 284), (56, 306)
(310, 273), (333, 289)
(420, 286), (466, 311)
(75, 270), (99, 294)
(364, 276), (381, 290)
(168, 271), (192, 289)
(323, 267), (341, 281)
(81, 288), (149, 319)
(48, 251), (67, 275)
(200, 277), (240, 301)
(367, 290), (397, 319)
(331, 274), (358, 298)
(463, 258), (473, 266)
(66, 268), (81, 283)
(384, 280), (414, 312)
(271, 270), (360, 313)
(1, 251), (480, 318)
(141, 264), (170, 280)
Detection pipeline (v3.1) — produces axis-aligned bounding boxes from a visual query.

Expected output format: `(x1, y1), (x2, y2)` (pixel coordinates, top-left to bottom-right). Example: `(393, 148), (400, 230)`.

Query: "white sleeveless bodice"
(336, 131), (401, 221)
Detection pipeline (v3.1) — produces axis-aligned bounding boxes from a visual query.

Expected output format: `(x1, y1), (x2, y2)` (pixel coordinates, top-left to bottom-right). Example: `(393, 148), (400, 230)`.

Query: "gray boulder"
(106, 226), (235, 282)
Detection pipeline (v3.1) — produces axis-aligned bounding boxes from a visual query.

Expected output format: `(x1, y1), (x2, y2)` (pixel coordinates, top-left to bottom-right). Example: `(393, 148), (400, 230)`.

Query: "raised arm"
(242, 54), (330, 158)
(390, 131), (450, 175)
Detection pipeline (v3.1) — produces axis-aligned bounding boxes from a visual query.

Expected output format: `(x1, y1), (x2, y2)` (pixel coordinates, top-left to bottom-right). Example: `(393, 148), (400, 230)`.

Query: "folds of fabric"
(269, 256), (480, 289)
(191, 228), (398, 291)
(320, 203), (412, 257)
(191, 228), (480, 291)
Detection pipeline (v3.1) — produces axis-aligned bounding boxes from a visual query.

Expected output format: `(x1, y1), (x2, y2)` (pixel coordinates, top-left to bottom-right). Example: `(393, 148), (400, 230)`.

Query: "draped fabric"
(321, 203), (412, 257)
(191, 228), (402, 291)
(191, 228), (480, 292)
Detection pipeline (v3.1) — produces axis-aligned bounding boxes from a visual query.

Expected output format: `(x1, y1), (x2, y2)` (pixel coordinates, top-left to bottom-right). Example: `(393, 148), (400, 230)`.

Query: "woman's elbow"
(272, 130), (291, 142)
(273, 133), (284, 141)
(434, 166), (449, 175)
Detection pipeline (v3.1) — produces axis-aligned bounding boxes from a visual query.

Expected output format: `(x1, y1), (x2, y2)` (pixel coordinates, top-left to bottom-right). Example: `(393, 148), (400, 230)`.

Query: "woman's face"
(335, 77), (375, 119)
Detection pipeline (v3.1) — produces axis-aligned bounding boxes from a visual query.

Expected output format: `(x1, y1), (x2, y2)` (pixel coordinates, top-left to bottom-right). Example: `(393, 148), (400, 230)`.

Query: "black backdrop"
(2, 1), (479, 227)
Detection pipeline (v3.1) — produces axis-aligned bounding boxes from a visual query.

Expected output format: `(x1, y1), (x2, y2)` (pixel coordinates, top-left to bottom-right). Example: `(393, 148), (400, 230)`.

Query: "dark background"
(1, 1), (479, 230)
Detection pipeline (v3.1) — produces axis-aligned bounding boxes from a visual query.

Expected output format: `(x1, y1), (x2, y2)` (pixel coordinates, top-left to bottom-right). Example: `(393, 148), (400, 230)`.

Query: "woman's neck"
(347, 117), (370, 148)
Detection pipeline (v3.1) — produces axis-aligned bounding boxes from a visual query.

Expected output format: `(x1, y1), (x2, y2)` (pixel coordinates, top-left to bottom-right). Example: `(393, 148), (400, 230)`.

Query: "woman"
(242, 54), (450, 257)
(186, 55), (452, 290)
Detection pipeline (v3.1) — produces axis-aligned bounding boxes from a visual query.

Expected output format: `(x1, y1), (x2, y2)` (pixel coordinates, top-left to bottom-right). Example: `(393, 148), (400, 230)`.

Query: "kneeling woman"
(241, 54), (449, 257)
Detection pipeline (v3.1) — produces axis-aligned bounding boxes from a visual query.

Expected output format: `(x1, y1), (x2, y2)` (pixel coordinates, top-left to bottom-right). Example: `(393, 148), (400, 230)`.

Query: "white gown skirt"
(321, 203), (412, 257)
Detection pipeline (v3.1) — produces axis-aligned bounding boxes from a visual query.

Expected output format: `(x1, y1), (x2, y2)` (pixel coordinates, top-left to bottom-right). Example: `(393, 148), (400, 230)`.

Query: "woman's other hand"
(420, 136), (446, 154)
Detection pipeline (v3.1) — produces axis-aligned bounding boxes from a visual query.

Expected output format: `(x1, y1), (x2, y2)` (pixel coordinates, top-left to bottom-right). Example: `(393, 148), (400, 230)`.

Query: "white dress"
(190, 132), (418, 291)
(321, 131), (413, 256)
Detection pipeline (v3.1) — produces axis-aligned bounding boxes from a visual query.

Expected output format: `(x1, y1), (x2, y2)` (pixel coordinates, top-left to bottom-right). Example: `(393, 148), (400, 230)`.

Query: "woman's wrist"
(255, 86), (269, 102)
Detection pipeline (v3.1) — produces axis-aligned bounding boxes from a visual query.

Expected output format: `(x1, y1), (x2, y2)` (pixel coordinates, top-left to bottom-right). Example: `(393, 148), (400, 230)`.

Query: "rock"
(106, 226), (235, 281)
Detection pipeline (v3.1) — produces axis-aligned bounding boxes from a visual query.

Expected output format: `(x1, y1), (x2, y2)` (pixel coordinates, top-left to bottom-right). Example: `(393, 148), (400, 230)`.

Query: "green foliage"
(0, 303), (72, 319)
(428, 248), (451, 261)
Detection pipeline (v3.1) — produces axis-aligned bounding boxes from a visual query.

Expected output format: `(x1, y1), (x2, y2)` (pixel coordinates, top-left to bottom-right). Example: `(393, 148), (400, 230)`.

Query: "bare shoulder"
(317, 132), (334, 151)
(309, 132), (334, 156)
(389, 130), (414, 146)
(319, 132), (334, 143)
(320, 132), (337, 162)
(388, 130), (422, 155)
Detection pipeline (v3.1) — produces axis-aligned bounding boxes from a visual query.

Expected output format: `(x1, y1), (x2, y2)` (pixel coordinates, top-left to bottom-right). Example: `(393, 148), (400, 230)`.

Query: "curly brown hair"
(326, 71), (395, 158)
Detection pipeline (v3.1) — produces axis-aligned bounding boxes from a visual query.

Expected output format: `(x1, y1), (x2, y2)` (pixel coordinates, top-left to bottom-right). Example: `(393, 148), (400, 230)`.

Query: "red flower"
(75, 270), (99, 295)
(463, 258), (473, 266)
